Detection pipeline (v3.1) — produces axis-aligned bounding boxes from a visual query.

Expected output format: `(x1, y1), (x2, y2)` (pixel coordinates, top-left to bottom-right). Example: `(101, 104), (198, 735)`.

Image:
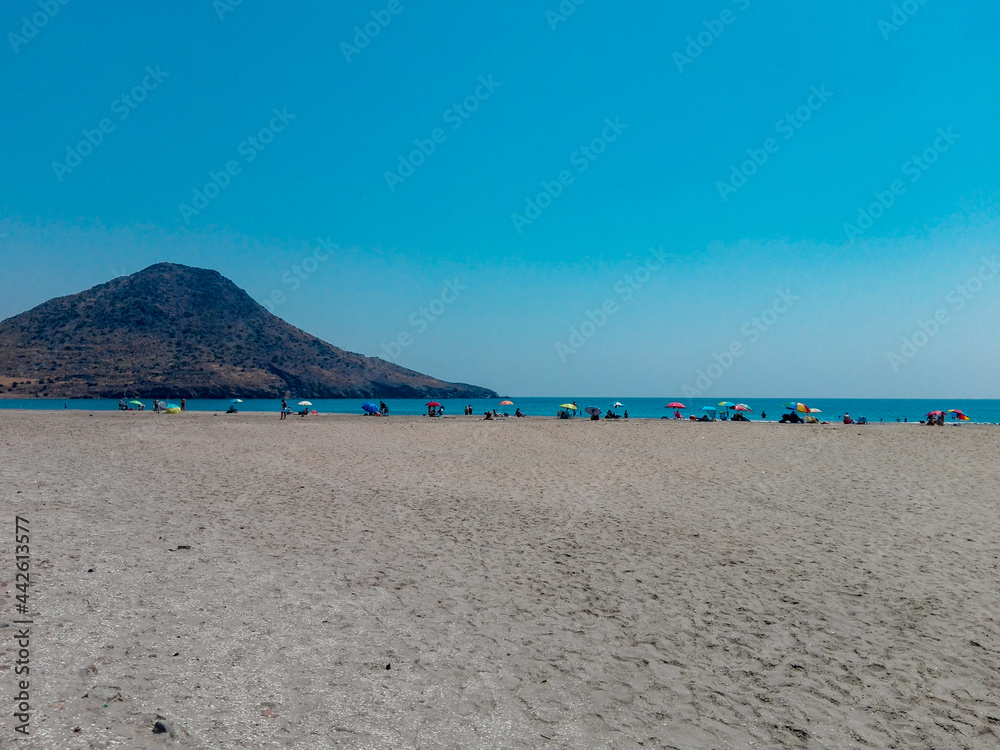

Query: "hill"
(0, 263), (498, 400)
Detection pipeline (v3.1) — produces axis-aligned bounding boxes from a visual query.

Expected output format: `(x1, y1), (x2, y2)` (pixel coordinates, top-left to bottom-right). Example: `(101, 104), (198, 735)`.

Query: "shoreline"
(0, 408), (989, 426)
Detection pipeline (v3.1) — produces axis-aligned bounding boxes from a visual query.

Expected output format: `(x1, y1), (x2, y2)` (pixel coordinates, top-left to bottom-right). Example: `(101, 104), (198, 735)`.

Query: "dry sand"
(2, 411), (999, 749)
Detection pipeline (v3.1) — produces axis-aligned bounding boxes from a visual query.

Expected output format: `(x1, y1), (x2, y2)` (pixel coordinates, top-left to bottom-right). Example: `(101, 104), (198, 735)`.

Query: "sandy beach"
(2, 411), (999, 749)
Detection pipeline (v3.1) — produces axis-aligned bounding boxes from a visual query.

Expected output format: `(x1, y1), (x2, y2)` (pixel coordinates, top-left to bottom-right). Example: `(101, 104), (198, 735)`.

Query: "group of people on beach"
(278, 399), (314, 419)
(482, 408), (525, 420)
(118, 397), (185, 412)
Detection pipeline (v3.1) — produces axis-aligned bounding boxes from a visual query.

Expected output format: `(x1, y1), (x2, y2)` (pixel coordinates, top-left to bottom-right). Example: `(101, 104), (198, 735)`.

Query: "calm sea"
(1, 397), (997, 423)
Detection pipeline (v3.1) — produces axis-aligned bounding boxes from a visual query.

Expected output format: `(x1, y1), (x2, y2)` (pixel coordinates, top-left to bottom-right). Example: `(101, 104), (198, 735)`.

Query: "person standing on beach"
(280, 398), (287, 420)
(180, 398), (186, 412)
(380, 401), (388, 415)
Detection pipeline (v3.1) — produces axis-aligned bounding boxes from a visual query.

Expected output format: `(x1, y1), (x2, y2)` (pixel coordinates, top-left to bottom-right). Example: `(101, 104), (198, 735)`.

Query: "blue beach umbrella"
(361, 402), (379, 414)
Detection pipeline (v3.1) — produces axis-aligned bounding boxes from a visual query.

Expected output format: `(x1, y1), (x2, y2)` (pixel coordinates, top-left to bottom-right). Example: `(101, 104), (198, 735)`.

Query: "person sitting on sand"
(515, 408), (524, 417)
(226, 404), (238, 414)
(674, 410), (682, 419)
(843, 413), (852, 425)
(482, 411), (493, 420)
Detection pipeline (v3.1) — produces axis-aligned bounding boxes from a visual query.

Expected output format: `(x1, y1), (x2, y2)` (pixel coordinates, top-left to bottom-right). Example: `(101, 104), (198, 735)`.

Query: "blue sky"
(2, 0), (998, 397)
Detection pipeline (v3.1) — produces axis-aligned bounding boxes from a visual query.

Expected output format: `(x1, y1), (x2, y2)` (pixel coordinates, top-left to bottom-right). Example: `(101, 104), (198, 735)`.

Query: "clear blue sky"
(2, 0), (998, 397)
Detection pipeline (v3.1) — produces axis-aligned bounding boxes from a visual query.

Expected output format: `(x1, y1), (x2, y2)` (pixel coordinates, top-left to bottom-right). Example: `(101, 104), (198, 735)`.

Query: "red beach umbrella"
(666, 402), (686, 409)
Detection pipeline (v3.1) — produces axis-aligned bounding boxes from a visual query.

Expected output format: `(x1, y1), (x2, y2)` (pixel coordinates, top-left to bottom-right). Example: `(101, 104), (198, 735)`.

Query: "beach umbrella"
(361, 402), (379, 414)
(499, 400), (514, 405)
(666, 402), (685, 409)
(164, 406), (181, 414)
(612, 402), (624, 408)
(585, 406), (602, 416)
(733, 404), (753, 412)
(700, 406), (718, 415)
(298, 401), (313, 406)
(718, 401), (736, 408)
(559, 404), (579, 410)
(231, 398), (243, 403)
(947, 409), (970, 420)
(808, 407), (822, 414)
(926, 410), (945, 417)
(783, 402), (811, 413)
(128, 399), (144, 406)
(426, 401), (442, 407)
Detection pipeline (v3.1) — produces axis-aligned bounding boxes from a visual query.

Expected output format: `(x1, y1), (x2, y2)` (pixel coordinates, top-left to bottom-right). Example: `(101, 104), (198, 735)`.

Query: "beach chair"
(858, 416), (867, 425)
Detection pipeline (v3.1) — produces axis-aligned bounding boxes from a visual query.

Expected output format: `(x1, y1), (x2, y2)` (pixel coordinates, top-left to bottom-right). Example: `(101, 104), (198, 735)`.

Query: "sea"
(1, 397), (997, 423)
